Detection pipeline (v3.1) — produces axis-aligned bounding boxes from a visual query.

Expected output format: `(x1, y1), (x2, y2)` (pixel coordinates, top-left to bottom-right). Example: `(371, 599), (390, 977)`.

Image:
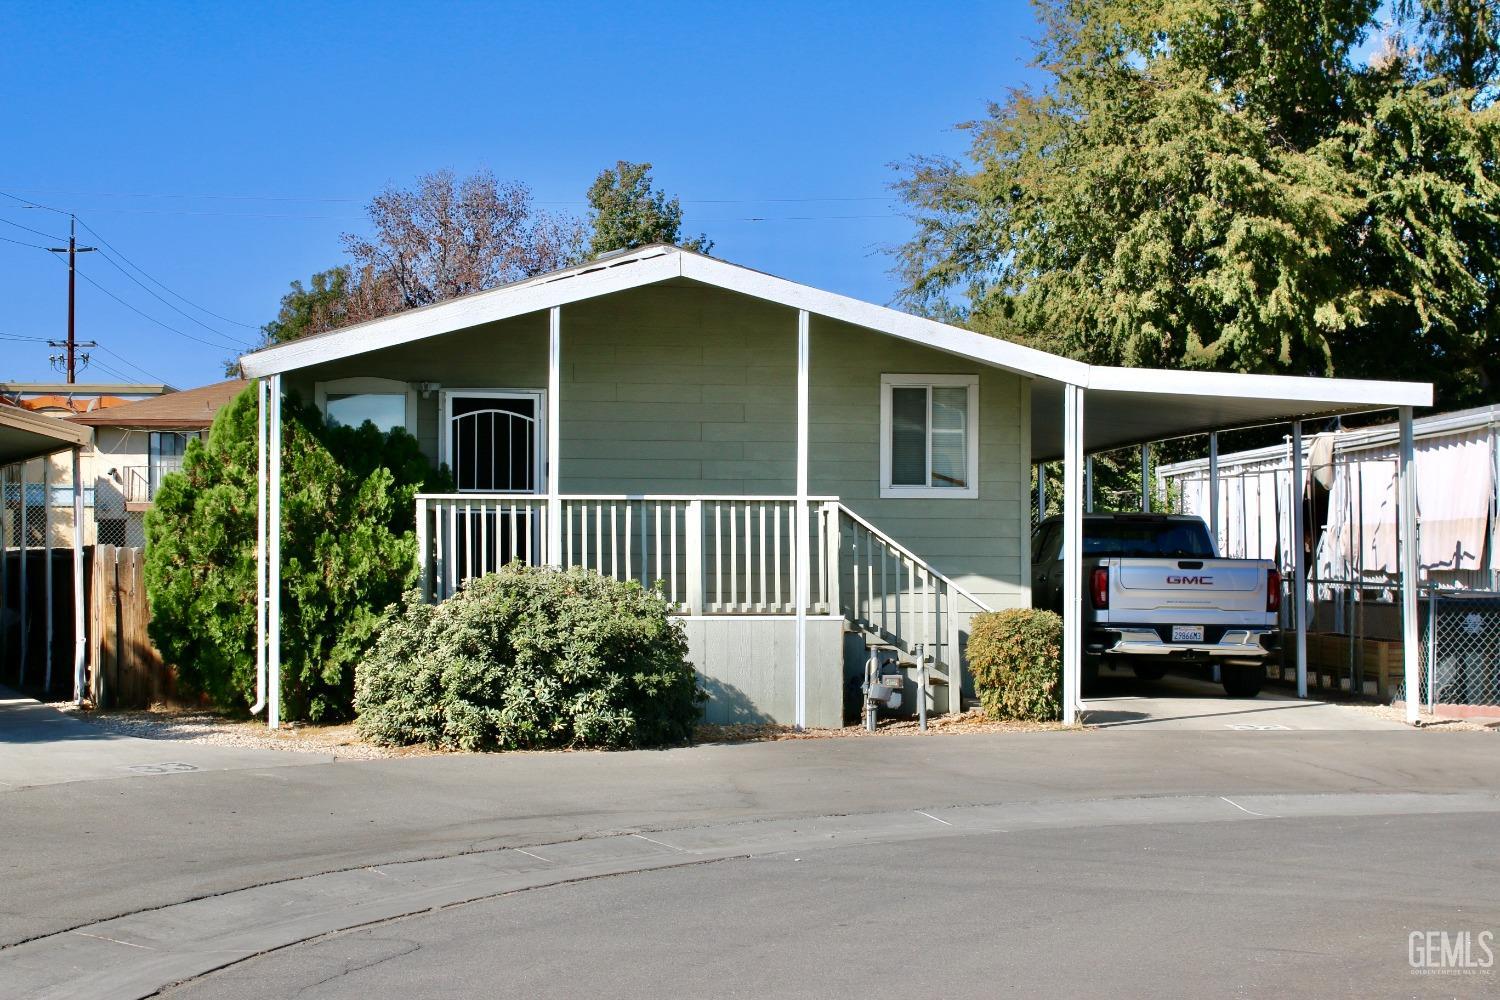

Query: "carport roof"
(0, 404), (91, 466)
(237, 245), (1432, 459)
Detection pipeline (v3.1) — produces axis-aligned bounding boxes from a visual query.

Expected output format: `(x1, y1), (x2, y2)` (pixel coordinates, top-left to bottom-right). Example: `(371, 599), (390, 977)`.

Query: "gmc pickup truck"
(1031, 513), (1281, 697)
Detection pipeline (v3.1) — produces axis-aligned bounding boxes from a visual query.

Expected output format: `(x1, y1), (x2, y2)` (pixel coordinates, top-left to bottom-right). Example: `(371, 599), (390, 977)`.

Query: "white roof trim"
(240, 248), (682, 377)
(1083, 366), (1432, 408)
(238, 245), (1431, 412)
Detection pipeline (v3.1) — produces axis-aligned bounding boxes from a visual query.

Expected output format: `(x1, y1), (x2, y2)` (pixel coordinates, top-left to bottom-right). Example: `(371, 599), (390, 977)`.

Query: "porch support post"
(1061, 383), (1085, 726)
(1036, 463), (1046, 521)
(1084, 455), (1094, 514)
(71, 447), (85, 704)
(1291, 420), (1308, 699)
(253, 378), (268, 715)
(43, 455), (53, 692)
(1139, 444), (1151, 512)
(18, 458), (28, 686)
(546, 306), (562, 566)
(1208, 432), (1220, 550)
(267, 373), (283, 729)
(793, 309), (810, 730)
(1398, 406), (1420, 725)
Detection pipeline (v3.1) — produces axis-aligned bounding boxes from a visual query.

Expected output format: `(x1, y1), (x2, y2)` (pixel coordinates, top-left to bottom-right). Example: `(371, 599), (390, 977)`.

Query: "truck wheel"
(1221, 665), (1264, 698)
(1132, 663), (1168, 681)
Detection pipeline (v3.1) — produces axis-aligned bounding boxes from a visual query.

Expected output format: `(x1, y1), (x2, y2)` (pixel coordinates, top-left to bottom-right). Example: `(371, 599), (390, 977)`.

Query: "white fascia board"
(240, 251), (683, 377)
(1084, 366), (1433, 408)
(679, 254), (1090, 384)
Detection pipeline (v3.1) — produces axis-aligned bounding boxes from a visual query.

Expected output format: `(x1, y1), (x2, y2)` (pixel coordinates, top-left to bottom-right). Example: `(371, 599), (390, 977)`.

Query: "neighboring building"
(239, 244), (1428, 728)
(66, 380), (247, 546)
(0, 382), (173, 417)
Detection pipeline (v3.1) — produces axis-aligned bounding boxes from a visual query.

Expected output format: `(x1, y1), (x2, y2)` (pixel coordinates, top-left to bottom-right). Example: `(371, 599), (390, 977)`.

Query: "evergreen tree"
(144, 384), (448, 721)
(584, 160), (712, 258)
(896, 0), (1500, 409)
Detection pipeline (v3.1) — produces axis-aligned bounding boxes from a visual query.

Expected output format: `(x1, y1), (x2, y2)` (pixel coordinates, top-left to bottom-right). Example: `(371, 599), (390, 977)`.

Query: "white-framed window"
(148, 430), (195, 495)
(879, 374), (979, 499)
(314, 377), (418, 436)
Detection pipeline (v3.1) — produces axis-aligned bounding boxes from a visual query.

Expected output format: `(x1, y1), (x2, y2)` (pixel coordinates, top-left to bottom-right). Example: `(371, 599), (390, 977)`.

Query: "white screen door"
(440, 390), (545, 493)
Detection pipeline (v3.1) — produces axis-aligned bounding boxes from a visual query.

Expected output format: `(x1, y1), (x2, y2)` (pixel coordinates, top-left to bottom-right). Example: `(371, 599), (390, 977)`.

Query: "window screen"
(883, 379), (974, 495)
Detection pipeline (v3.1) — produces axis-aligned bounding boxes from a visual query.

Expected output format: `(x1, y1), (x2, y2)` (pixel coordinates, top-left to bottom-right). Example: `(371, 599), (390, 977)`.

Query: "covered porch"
(239, 245), (1432, 731)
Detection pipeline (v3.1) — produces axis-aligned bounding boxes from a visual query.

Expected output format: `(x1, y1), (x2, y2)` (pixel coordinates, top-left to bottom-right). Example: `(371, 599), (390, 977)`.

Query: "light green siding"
(288, 281), (1032, 610)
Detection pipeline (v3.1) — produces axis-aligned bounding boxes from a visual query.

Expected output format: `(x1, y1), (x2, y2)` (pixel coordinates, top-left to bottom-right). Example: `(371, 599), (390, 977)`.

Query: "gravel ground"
(1350, 701), (1499, 732)
(50, 704), (417, 759)
(51, 703), (1067, 758)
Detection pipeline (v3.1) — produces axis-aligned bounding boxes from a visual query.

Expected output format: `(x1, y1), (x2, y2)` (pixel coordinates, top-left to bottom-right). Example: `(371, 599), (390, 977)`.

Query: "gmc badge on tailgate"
(1166, 575), (1214, 585)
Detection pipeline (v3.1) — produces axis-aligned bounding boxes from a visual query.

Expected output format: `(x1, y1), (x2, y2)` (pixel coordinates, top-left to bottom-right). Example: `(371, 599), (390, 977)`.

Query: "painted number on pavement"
(125, 762), (201, 774)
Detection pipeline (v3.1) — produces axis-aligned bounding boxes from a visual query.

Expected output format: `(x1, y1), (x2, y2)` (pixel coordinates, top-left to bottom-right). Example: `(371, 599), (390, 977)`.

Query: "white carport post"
(18, 459), (27, 686)
(267, 373), (283, 730)
(546, 306), (562, 566)
(71, 447), (85, 703)
(1398, 406), (1420, 725)
(793, 309), (810, 730)
(1207, 433), (1220, 549)
(1291, 421), (1308, 699)
(1084, 456), (1094, 513)
(252, 378), (268, 716)
(43, 456), (53, 691)
(1061, 383), (1086, 725)
(1139, 445), (1151, 512)
(1208, 432), (1221, 684)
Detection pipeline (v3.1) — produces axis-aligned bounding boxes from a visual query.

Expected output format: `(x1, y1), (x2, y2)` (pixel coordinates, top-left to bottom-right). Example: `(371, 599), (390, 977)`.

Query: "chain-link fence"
(1407, 590), (1500, 711)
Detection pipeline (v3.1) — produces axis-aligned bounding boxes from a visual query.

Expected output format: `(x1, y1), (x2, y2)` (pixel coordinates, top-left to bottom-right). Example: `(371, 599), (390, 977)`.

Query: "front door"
(440, 390), (545, 494)
(439, 390), (545, 574)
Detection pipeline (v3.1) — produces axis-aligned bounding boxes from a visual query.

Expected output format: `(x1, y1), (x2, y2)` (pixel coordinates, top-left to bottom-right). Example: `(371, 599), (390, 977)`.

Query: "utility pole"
(47, 215), (97, 384)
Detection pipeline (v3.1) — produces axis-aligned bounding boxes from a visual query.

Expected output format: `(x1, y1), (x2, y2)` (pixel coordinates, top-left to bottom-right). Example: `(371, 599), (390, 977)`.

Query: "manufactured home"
(237, 246), (1432, 728)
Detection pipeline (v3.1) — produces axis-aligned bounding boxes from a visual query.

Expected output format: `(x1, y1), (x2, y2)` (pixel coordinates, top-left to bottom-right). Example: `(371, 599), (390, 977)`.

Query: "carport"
(0, 405), (91, 702)
(1030, 370), (1433, 725)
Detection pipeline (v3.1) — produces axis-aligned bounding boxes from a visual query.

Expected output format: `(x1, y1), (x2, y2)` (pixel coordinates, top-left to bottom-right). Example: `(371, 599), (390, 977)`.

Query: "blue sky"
(0, 1), (1039, 388)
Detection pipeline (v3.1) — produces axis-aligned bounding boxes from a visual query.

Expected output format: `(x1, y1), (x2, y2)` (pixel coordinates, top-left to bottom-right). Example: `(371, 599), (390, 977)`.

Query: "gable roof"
(238, 245), (1088, 384)
(235, 245), (1432, 456)
(67, 379), (248, 430)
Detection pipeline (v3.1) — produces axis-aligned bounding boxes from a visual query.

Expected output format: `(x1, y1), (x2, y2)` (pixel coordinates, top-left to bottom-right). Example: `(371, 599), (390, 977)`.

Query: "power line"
(0, 332), (52, 342)
(93, 344), (168, 384)
(61, 259), (251, 353)
(0, 215), (65, 242)
(86, 240), (248, 339)
(0, 233), (53, 250)
(73, 217), (259, 330)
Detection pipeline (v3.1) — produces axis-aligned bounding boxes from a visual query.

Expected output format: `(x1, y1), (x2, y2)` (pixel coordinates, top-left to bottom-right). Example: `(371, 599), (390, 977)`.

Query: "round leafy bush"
(355, 565), (704, 751)
(967, 608), (1063, 722)
(145, 384), (447, 722)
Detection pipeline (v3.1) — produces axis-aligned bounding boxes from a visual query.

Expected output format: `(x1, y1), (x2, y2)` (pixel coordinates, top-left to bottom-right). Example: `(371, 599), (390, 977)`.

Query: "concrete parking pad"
(0, 689), (332, 791)
(1081, 671), (1408, 731)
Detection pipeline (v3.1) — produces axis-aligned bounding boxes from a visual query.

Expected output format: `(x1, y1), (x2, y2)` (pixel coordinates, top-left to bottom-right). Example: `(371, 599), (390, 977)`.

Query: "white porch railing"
(824, 503), (994, 710)
(416, 493), (994, 714)
(417, 494), (839, 613)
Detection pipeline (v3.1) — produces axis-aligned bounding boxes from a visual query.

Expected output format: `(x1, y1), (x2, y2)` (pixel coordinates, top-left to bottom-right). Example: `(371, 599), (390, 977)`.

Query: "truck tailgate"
(1112, 559), (1268, 614)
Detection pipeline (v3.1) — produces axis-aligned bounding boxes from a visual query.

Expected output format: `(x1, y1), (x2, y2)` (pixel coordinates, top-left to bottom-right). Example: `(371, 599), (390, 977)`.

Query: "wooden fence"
(89, 545), (174, 708)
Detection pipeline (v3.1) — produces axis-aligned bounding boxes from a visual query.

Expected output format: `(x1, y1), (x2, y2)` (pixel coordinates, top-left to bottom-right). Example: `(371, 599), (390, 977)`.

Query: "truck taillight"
(1266, 569), (1282, 612)
(1090, 567), (1109, 610)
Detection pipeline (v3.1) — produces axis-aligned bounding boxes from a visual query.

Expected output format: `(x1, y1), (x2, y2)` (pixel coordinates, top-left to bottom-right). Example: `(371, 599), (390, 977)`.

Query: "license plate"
(1171, 625), (1204, 643)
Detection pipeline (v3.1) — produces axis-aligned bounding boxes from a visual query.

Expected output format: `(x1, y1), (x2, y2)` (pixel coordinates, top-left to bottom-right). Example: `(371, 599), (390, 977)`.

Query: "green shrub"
(145, 384), (448, 722)
(967, 608), (1063, 721)
(354, 565), (704, 751)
